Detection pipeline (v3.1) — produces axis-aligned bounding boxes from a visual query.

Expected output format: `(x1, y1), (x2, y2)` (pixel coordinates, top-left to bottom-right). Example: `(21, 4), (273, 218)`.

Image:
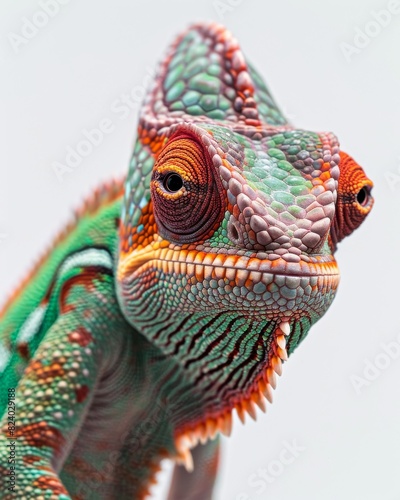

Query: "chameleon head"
(115, 22), (373, 459)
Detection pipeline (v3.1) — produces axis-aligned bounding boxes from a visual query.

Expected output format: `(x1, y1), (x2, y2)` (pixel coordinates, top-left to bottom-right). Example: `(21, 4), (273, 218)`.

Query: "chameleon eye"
(151, 132), (225, 243)
(330, 151), (374, 248)
(356, 185), (371, 207)
(163, 173), (183, 193)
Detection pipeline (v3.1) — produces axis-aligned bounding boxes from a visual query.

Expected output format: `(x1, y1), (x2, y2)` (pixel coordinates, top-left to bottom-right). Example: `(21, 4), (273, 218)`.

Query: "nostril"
(231, 225), (239, 241)
(228, 218), (243, 246)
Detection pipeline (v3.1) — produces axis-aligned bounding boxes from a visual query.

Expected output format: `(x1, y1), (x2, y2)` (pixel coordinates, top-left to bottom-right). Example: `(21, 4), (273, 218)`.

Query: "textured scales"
(0, 22), (373, 499)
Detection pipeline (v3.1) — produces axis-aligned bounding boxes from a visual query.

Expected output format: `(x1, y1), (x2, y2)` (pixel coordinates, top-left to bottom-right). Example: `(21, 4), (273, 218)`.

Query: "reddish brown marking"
(60, 268), (110, 313)
(17, 342), (30, 359)
(75, 385), (89, 403)
(15, 421), (65, 458)
(25, 360), (43, 377)
(59, 275), (91, 313)
(33, 474), (69, 495)
(26, 360), (66, 382)
(23, 454), (42, 465)
(68, 327), (93, 347)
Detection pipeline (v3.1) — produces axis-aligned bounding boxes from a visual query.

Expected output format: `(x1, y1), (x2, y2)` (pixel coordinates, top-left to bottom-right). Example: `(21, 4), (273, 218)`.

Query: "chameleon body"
(0, 22), (373, 499)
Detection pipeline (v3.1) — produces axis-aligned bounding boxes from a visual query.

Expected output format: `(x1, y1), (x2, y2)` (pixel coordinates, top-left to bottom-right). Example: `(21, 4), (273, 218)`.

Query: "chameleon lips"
(118, 246), (340, 280)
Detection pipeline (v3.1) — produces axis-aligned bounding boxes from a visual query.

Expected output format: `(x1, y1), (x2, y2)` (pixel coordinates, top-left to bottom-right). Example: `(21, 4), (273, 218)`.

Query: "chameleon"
(0, 22), (374, 500)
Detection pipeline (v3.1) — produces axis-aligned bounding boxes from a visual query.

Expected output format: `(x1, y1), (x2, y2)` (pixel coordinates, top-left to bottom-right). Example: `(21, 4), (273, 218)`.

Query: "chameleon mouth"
(117, 247), (340, 320)
(118, 246), (339, 281)
(173, 321), (290, 472)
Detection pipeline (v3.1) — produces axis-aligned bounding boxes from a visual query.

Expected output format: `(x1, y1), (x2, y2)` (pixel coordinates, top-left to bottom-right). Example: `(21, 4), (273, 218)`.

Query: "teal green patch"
(277, 160), (294, 172)
(245, 149), (257, 164)
(166, 81), (185, 103)
(274, 191), (295, 205)
(189, 74), (221, 94)
(286, 176), (305, 186)
(206, 214), (236, 248)
(280, 212), (297, 223)
(272, 134), (285, 145)
(288, 205), (305, 217)
(183, 90), (201, 106)
(187, 105), (205, 116)
(258, 103), (271, 118)
(183, 57), (209, 79)
(287, 145), (300, 155)
(138, 148), (147, 163)
(134, 139), (141, 154)
(131, 168), (141, 189)
(200, 95), (218, 112)
(207, 109), (225, 120)
(133, 184), (145, 206)
(208, 64), (221, 76)
(271, 201), (285, 213)
(296, 195), (314, 209)
(184, 43), (207, 63)
(252, 167), (268, 179)
(243, 172), (260, 184)
(268, 148), (286, 160)
(268, 110), (286, 125)
(264, 177), (287, 191)
(164, 64), (184, 91)
(169, 52), (184, 69)
(171, 101), (185, 111)
(290, 185), (310, 196)
(142, 157), (154, 176)
(219, 96), (231, 111)
(270, 167), (288, 181)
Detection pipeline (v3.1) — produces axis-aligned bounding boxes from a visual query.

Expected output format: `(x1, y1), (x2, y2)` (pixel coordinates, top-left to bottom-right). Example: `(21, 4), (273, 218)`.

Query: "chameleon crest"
(0, 22), (373, 499)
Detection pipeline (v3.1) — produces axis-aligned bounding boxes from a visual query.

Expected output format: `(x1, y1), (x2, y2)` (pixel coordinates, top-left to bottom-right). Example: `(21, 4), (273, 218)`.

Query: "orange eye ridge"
(330, 151), (374, 249)
(151, 131), (225, 243)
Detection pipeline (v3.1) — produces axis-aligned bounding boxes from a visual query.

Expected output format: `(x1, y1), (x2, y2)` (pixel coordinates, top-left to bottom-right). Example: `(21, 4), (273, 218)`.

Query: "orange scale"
(232, 205), (240, 219)
(248, 229), (256, 241)
(321, 162), (332, 172)
(320, 171), (331, 181)
(245, 279), (254, 289)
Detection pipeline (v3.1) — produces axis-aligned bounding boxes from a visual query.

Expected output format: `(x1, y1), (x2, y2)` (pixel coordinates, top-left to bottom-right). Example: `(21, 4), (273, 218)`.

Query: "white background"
(1, 1), (399, 499)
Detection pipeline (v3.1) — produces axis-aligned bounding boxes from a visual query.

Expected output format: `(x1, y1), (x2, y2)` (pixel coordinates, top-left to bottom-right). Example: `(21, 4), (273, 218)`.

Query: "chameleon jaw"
(174, 321), (290, 472)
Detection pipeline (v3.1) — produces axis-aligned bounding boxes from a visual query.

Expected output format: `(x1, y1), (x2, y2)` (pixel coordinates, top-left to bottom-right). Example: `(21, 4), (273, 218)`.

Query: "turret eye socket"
(356, 186), (370, 206)
(163, 173), (183, 193)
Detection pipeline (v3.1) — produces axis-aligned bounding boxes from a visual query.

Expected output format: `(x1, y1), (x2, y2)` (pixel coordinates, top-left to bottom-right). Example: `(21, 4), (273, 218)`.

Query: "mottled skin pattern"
(0, 23), (373, 499)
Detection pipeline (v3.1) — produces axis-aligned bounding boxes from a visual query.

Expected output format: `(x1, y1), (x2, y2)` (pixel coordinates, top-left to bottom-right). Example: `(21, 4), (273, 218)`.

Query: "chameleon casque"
(0, 22), (374, 499)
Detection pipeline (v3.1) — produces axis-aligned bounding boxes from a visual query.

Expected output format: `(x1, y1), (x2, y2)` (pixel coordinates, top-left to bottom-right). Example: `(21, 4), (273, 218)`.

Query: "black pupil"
(164, 173), (183, 192)
(357, 187), (368, 206)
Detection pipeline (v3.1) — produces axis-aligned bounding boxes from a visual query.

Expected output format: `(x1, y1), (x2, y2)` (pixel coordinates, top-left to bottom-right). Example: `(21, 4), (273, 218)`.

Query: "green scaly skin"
(0, 22), (373, 499)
